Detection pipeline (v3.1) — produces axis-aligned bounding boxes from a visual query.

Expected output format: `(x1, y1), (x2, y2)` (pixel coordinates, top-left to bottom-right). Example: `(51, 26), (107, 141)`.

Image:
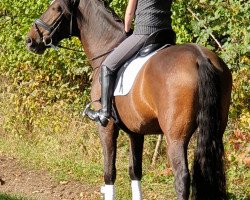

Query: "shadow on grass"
(228, 193), (250, 200)
(0, 193), (28, 200)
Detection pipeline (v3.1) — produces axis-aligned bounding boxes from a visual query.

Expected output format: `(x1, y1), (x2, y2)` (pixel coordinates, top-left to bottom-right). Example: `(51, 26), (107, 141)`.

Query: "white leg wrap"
(101, 185), (115, 200)
(131, 180), (142, 200)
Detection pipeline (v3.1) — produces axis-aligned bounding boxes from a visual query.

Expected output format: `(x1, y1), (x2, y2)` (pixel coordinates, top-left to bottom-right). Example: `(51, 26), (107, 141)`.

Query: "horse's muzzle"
(26, 36), (46, 54)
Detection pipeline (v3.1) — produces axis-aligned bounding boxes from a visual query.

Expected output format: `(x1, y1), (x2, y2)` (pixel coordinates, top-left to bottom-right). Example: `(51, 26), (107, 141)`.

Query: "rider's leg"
(84, 34), (149, 126)
(84, 65), (115, 126)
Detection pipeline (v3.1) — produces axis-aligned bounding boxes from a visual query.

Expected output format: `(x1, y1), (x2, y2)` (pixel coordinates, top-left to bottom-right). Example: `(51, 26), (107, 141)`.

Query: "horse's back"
(139, 43), (231, 102)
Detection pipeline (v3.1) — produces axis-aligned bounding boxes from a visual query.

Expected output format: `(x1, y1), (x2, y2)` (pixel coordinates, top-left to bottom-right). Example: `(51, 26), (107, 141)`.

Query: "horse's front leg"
(128, 132), (144, 200)
(99, 123), (119, 200)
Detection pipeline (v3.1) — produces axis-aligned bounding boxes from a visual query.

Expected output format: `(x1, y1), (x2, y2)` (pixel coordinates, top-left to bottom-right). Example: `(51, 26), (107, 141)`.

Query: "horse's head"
(26, 0), (79, 54)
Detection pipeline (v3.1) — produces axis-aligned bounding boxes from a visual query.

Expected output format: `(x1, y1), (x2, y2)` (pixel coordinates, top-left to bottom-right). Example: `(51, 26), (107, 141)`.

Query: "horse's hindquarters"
(114, 43), (232, 137)
(114, 45), (201, 135)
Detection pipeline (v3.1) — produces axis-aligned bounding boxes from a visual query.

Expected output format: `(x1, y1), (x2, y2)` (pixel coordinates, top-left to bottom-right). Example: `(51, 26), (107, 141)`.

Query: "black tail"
(191, 58), (227, 200)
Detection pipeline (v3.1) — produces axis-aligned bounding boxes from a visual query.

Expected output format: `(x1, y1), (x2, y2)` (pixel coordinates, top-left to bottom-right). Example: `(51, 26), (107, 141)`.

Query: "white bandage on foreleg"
(131, 180), (142, 200)
(101, 185), (115, 200)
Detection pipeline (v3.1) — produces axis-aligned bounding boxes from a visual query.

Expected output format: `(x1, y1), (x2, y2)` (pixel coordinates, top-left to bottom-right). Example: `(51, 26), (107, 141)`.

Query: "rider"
(84, 0), (174, 126)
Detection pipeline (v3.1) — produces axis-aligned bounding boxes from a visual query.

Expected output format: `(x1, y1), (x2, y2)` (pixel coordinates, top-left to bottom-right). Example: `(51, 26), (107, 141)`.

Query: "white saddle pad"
(114, 52), (157, 96)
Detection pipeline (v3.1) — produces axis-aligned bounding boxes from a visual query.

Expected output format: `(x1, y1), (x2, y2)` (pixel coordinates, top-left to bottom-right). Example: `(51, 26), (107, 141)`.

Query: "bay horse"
(26, 0), (232, 199)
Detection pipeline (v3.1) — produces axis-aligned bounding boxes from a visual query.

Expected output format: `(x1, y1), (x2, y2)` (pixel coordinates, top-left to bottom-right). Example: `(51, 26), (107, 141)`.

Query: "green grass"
(0, 193), (28, 200)
(0, 130), (175, 199)
(0, 126), (249, 200)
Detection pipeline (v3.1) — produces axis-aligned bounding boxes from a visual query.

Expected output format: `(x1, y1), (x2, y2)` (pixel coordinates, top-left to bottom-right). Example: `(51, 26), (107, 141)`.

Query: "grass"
(0, 193), (28, 200)
(0, 126), (175, 199)
(0, 88), (249, 200)
(0, 121), (249, 200)
(0, 102), (175, 199)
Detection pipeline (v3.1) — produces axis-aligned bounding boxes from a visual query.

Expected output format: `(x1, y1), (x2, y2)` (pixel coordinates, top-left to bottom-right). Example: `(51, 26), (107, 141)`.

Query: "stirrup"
(82, 102), (93, 117)
(82, 101), (110, 126)
(82, 100), (100, 117)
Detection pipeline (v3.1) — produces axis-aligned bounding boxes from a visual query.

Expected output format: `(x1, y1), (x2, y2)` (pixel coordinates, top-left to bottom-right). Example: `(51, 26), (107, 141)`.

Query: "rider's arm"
(124, 0), (137, 33)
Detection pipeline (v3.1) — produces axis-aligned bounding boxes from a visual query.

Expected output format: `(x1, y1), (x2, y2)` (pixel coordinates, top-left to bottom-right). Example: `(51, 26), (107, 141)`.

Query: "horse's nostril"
(26, 37), (33, 46)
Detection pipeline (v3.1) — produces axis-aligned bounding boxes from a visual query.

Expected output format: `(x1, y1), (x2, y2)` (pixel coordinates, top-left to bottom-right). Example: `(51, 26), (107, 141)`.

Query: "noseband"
(34, 0), (79, 46)
(34, 14), (64, 46)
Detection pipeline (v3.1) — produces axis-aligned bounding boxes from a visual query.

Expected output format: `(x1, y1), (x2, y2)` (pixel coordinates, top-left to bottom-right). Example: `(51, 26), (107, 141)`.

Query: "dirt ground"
(0, 155), (101, 200)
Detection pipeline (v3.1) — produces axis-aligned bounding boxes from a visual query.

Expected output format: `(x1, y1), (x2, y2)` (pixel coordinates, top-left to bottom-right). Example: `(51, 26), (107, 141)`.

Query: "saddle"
(139, 28), (176, 57)
(113, 29), (176, 124)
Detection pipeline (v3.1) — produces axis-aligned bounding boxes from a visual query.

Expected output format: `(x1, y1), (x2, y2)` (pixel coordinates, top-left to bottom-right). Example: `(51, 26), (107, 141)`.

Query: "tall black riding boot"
(84, 65), (115, 126)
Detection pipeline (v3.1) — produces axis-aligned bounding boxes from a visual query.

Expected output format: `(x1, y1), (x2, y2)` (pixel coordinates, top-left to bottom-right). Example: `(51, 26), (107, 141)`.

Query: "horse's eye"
(52, 6), (62, 12)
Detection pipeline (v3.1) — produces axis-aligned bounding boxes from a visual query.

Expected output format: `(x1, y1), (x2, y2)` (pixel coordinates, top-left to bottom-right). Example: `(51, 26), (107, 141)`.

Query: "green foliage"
(109, 0), (127, 18)
(230, 67), (250, 131)
(172, 0), (250, 70)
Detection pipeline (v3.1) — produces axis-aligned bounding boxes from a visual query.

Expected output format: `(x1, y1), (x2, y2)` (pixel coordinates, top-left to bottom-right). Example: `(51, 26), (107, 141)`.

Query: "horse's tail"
(192, 57), (227, 200)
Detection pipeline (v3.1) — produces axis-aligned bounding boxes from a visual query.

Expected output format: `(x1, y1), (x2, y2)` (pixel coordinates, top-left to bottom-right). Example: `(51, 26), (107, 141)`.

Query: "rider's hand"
(125, 29), (133, 37)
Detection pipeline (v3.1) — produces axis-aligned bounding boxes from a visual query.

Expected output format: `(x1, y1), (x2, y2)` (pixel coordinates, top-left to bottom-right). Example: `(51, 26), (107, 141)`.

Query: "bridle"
(34, 14), (64, 46)
(34, 0), (79, 47)
(32, 0), (114, 63)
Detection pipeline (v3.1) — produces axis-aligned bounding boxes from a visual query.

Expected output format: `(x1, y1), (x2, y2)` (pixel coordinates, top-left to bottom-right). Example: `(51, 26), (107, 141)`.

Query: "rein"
(56, 44), (114, 61)
(48, 43), (114, 63)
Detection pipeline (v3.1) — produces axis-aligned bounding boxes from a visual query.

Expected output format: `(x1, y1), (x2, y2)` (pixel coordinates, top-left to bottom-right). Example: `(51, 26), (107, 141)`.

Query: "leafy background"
(0, 0), (249, 199)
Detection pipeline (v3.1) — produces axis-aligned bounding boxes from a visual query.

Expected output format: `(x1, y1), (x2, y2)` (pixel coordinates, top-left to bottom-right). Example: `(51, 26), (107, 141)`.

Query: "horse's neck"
(77, 0), (125, 68)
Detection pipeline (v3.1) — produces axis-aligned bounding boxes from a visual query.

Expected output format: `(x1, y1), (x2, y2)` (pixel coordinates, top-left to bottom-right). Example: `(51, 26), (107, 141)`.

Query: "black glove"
(125, 29), (133, 37)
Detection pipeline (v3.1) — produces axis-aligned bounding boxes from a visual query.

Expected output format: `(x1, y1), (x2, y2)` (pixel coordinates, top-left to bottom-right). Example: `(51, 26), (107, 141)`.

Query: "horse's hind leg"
(128, 132), (144, 200)
(167, 139), (190, 200)
(159, 116), (195, 200)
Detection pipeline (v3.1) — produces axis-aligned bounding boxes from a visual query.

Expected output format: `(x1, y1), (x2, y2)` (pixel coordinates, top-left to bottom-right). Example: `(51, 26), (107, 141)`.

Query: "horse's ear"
(50, 0), (56, 5)
(103, 0), (112, 6)
(104, 0), (111, 3)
